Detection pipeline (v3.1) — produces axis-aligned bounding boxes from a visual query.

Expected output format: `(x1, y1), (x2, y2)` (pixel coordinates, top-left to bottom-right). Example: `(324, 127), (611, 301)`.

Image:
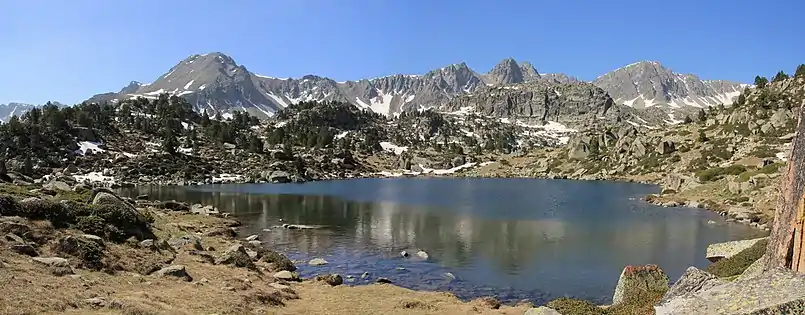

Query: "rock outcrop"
(611, 264), (669, 305)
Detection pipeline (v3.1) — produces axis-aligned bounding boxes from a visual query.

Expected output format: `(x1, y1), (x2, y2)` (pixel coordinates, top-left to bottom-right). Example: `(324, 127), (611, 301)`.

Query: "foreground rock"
(658, 267), (725, 307)
(656, 268), (805, 314)
(706, 237), (768, 262)
(524, 306), (563, 315)
(612, 264), (669, 305)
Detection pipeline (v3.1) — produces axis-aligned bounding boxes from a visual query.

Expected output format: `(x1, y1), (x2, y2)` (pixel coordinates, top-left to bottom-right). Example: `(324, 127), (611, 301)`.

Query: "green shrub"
(75, 215), (107, 236)
(759, 162), (783, 174)
(606, 288), (666, 315)
(55, 236), (105, 270)
(679, 146), (690, 153)
(670, 155), (681, 163)
(706, 238), (768, 278)
(661, 189), (677, 195)
(545, 297), (604, 315)
(749, 146), (777, 158)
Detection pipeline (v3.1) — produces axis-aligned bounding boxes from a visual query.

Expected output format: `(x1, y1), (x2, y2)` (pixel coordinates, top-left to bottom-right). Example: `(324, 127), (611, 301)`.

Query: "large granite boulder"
(612, 264), (669, 305)
(706, 237), (768, 262)
(657, 267), (725, 307)
(655, 268), (805, 314)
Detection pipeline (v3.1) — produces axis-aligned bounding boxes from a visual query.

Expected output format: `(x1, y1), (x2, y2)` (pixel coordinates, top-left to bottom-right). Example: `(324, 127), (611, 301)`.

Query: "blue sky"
(2, 0), (803, 104)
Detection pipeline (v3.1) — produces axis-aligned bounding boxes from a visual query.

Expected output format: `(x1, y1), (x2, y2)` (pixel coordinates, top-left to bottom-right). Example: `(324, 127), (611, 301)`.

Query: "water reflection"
(123, 178), (767, 304)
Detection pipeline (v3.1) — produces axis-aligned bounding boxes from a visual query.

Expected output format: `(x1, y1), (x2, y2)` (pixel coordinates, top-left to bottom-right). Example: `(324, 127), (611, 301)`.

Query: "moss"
(545, 298), (604, 315)
(75, 215), (107, 236)
(55, 235), (105, 270)
(607, 288), (666, 315)
(749, 145), (777, 158)
(759, 162), (782, 174)
(696, 165), (746, 182)
(0, 184), (36, 198)
(706, 238), (768, 278)
(55, 190), (92, 204)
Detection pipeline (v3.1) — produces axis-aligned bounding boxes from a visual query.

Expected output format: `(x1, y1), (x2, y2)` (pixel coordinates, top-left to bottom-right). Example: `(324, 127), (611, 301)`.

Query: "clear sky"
(2, 0), (803, 104)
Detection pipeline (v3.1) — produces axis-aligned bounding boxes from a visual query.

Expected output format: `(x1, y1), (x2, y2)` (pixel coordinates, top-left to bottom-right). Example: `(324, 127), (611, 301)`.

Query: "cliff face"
(765, 99), (805, 271)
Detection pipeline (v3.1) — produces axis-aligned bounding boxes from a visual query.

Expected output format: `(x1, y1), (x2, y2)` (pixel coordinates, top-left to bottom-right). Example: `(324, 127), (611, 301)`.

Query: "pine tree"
(754, 76), (769, 88)
(772, 71), (790, 82)
(796, 64), (805, 78)
(248, 134), (263, 153)
(683, 115), (693, 124)
(697, 108), (707, 122)
(162, 127), (178, 155)
(697, 130), (708, 143)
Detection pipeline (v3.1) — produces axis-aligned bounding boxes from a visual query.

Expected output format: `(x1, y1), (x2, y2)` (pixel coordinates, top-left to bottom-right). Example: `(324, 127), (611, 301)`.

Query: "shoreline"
(98, 167), (769, 231)
(0, 179), (769, 314)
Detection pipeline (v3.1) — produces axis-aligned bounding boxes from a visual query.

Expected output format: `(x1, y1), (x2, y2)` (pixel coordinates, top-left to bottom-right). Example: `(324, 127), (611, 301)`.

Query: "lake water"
(123, 178), (767, 305)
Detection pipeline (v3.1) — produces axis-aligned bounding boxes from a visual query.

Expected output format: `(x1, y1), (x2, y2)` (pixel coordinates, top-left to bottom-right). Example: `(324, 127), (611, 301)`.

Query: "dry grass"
(274, 283), (529, 315)
(0, 208), (531, 315)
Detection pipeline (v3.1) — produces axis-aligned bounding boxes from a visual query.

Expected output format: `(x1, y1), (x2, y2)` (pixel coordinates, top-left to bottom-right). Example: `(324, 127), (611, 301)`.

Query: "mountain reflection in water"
(122, 178), (766, 304)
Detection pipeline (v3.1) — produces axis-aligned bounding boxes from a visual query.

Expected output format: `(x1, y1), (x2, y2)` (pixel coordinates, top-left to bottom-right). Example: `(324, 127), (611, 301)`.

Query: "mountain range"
(0, 102), (67, 123)
(72, 52), (747, 120)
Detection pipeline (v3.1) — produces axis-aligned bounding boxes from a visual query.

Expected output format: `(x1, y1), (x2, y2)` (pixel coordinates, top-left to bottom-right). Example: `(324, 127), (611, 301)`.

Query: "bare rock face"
(657, 267), (725, 307)
(612, 264), (670, 305)
(655, 268), (805, 315)
(764, 100), (805, 271)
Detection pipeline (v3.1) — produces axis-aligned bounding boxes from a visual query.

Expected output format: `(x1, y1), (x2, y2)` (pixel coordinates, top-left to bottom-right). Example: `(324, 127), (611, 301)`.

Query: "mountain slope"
(593, 61), (748, 109)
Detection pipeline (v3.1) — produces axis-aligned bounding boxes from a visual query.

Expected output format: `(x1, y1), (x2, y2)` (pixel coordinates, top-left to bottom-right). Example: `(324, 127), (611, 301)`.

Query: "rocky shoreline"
(0, 175), (785, 314)
(42, 157), (772, 233)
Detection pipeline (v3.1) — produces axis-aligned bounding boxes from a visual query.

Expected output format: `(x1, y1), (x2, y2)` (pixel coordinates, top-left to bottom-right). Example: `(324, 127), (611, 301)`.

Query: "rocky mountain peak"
(485, 58), (525, 85)
(119, 81), (144, 94)
(592, 60), (746, 110)
(519, 61), (541, 82)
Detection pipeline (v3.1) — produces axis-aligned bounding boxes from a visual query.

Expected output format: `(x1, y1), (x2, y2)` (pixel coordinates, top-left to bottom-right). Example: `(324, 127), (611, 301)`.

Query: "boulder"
(655, 268), (805, 314)
(656, 141), (676, 155)
(612, 264), (669, 305)
(308, 258), (328, 266)
(214, 244), (255, 269)
(524, 307), (563, 315)
(10, 244), (38, 256)
(32, 257), (70, 268)
(657, 267), (724, 307)
(315, 274), (343, 286)
(706, 237), (768, 262)
(273, 270), (299, 281)
(167, 235), (204, 251)
(268, 171), (291, 183)
(43, 181), (72, 192)
(190, 204), (219, 215)
(154, 265), (193, 282)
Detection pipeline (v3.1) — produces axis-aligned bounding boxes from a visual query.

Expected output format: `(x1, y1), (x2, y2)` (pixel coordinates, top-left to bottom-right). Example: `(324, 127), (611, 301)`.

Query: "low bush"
(706, 238), (768, 278)
(545, 298), (604, 315)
